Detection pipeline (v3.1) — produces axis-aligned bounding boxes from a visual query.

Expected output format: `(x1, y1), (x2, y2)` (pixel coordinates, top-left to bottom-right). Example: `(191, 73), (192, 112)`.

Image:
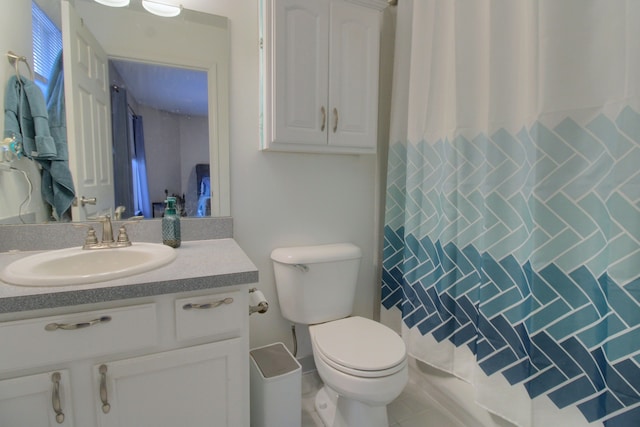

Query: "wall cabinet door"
(0, 370), (74, 427)
(94, 339), (244, 427)
(264, 0), (382, 153)
(328, 1), (380, 149)
(273, 0), (329, 146)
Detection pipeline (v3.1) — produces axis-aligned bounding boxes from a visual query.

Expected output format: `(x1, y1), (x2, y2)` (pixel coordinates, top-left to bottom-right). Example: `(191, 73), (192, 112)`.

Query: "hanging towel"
(3, 57), (76, 220)
(44, 52), (75, 221)
(4, 75), (56, 158)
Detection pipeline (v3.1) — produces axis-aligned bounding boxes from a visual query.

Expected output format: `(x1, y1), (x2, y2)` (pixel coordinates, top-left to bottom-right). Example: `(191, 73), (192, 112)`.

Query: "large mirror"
(0, 0), (229, 223)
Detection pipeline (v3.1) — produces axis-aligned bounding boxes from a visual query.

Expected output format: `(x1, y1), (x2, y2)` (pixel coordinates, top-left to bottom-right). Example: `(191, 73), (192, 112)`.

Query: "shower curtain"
(381, 1), (640, 426)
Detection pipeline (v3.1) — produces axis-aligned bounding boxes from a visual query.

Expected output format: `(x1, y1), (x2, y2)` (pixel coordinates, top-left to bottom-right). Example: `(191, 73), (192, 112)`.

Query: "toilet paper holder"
(249, 287), (269, 315)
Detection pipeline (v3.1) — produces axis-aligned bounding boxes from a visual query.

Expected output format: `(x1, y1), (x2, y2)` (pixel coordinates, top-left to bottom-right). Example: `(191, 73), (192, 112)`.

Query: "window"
(32, 1), (62, 96)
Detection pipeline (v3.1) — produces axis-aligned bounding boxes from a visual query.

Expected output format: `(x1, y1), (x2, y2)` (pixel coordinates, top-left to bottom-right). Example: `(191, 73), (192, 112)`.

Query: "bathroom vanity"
(0, 236), (258, 427)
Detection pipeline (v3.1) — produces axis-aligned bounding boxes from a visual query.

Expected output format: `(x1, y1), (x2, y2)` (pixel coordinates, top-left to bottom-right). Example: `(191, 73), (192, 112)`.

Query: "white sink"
(0, 243), (177, 287)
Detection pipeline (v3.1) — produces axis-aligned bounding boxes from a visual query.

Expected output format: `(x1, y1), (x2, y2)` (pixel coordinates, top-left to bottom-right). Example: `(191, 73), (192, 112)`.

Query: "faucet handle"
(72, 223), (99, 249)
(115, 216), (144, 246)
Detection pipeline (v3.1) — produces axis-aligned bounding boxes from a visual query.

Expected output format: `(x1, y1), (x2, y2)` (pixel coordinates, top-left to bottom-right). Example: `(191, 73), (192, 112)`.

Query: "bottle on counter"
(162, 197), (181, 248)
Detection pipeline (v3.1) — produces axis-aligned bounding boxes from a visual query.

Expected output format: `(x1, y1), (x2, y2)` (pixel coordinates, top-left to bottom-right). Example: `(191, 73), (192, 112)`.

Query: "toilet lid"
(311, 316), (406, 372)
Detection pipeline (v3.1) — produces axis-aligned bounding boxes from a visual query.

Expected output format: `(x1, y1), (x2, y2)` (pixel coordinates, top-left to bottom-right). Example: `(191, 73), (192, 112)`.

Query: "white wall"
(0, 0), (50, 223)
(138, 106), (182, 204)
(179, 115), (209, 216)
(185, 0), (384, 353)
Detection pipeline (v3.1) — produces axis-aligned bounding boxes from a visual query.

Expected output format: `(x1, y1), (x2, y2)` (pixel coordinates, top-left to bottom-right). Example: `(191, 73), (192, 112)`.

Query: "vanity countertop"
(0, 239), (258, 314)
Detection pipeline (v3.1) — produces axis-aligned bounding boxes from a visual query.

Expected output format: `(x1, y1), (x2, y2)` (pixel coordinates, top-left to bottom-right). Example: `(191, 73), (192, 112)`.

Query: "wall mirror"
(1, 0), (229, 223)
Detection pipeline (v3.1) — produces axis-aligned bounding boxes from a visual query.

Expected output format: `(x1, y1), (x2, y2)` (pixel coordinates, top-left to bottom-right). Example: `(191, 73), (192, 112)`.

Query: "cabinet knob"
(333, 108), (338, 133)
(321, 106), (326, 132)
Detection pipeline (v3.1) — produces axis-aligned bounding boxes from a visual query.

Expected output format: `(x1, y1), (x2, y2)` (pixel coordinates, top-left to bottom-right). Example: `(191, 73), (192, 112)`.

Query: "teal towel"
(3, 57), (76, 220)
(44, 52), (76, 220)
(4, 75), (57, 159)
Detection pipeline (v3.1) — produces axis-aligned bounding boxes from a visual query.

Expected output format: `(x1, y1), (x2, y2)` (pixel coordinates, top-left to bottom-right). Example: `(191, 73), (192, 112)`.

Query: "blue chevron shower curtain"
(381, 1), (640, 426)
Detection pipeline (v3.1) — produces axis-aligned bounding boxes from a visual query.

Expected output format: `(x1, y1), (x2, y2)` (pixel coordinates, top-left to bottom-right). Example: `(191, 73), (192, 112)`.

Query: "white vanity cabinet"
(0, 370), (74, 426)
(260, 0), (387, 154)
(0, 287), (250, 427)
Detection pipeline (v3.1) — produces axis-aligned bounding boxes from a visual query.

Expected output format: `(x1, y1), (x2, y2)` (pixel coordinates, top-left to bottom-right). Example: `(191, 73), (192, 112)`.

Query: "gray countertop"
(0, 239), (258, 314)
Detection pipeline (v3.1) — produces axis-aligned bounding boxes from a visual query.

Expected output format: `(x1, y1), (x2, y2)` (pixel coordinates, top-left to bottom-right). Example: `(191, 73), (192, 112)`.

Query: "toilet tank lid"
(271, 243), (362, 265)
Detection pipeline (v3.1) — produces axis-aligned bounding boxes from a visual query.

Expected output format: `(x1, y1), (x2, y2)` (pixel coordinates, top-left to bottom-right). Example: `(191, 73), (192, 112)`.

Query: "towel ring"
(6, 51), (34, 81)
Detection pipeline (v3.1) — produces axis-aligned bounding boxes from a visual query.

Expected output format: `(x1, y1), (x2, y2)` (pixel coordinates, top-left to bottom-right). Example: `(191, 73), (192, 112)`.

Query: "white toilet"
(271, 243), (408, 427)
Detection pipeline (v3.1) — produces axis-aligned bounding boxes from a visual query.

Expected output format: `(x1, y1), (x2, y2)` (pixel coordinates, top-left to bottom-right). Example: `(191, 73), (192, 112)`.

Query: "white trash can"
(250, 342), (302, 427)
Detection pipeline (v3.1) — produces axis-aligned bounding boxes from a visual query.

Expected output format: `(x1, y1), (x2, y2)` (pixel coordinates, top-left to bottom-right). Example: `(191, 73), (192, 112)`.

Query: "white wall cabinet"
(261, 0), (387, 154)
(0, 287), (249, 427)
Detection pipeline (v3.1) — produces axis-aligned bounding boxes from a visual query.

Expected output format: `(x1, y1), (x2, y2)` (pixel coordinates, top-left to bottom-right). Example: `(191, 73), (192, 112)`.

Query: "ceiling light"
(94, 0), (130, 7)
(142, 0), (182, 17)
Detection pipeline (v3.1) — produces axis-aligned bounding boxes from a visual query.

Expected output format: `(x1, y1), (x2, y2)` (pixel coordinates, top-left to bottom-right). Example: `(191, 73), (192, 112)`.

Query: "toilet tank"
(271, 243), (362, 325)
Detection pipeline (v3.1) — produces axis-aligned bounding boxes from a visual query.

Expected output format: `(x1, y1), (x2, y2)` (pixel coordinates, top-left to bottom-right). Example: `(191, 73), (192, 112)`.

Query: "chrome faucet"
(77, 215), (143, 250)
(99, 215), (115, 244)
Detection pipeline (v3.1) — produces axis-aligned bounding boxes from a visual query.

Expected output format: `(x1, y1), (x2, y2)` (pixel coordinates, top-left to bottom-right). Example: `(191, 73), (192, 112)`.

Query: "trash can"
(250, 342), (302, 427)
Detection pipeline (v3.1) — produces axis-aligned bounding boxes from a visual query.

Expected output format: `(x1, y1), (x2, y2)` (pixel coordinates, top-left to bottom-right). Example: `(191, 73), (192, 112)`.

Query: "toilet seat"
(310, 316), (407, 378)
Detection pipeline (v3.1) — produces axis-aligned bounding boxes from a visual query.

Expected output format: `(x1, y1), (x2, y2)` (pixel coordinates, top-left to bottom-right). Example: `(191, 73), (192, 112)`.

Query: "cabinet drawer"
(0, 304), (157, 373)
(175, 291), (243, 342)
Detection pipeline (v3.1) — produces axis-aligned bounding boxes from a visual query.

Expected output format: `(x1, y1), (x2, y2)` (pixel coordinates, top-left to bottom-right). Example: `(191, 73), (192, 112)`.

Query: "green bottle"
(162, 197), (181, 248)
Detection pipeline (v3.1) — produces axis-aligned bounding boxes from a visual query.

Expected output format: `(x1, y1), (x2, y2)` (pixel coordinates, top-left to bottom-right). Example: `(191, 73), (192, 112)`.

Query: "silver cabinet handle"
(321, 106), (326, 131)
(99, 365), (111, 414)
(183, 297), (234, 310)
(333, 108), (338, 133)
(51, 372), (65, 424)
(45, 316), (111, 331)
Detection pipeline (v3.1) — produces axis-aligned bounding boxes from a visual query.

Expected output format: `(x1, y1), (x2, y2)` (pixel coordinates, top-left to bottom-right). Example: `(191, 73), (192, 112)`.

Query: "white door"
(0, 370), (74, 427)
(61, 0), (114, 221)
(94, 339), (245, 427)
(328, 1), (380, 149)
(273, 0), (329, 145)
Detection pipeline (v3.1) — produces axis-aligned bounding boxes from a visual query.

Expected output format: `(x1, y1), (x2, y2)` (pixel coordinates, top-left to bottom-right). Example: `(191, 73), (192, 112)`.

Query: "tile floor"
(301, 368), (463, 427)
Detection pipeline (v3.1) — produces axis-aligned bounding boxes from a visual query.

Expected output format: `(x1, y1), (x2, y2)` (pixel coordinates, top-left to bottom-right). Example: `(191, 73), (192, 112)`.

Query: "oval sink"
(1, 243), (177, 287)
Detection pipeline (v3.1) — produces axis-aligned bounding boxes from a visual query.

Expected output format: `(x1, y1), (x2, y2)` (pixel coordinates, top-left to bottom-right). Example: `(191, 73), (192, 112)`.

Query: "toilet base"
(315, 385), (388, 427)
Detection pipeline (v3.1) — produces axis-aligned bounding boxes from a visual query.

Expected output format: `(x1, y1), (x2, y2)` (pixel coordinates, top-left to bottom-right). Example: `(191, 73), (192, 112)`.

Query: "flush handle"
(294, 264), (309, 273)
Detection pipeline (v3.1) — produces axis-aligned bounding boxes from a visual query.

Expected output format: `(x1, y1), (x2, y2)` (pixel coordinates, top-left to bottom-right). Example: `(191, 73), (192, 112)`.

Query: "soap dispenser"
(162, 197), (181, 248)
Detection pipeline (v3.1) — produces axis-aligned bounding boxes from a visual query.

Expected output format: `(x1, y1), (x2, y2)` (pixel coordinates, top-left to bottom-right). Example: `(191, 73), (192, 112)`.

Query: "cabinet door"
(273, 0), (329, 145)
(95, 339), (245, 427)
(328, 1), (380, 149)
(0, 370), (74, 427)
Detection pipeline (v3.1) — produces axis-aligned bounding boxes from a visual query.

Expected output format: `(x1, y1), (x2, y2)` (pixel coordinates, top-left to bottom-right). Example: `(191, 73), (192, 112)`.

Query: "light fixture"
(94, 0), (130, 7)
(141, 0), (182, 17)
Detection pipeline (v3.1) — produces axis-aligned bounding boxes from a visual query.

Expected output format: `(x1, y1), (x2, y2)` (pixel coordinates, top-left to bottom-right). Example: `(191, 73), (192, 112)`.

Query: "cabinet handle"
(45, 316), (111, 331)
(99, 365), (111, 414)
(321, 106), (326, 131)
(183, 297), (234, 310)
(333, 108), (338, 133)
(51, 372), (65, 424)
